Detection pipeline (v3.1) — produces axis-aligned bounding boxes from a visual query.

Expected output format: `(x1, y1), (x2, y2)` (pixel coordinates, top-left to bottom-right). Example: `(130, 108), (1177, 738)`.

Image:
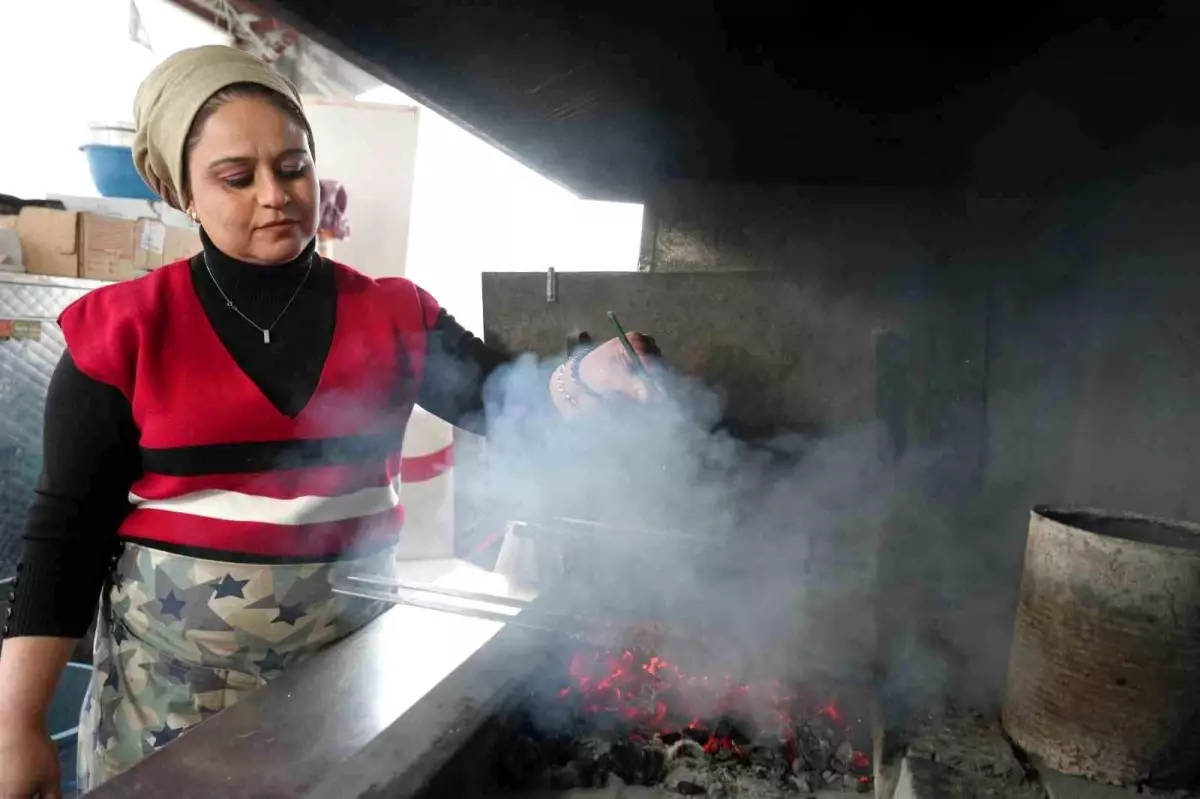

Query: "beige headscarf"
(133, 45), (312, 209)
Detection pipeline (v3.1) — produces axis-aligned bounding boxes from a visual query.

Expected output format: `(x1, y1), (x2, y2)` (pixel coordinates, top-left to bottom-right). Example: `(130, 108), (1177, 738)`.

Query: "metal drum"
(1003, 506), (1200, 787)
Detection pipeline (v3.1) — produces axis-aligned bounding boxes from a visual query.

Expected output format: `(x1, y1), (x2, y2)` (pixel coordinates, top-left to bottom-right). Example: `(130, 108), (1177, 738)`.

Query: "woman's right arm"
(0, 353), (139, 770)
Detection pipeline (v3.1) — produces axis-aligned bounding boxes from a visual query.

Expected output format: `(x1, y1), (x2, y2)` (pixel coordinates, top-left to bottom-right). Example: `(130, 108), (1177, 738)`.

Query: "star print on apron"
(76, 542), (396, 791)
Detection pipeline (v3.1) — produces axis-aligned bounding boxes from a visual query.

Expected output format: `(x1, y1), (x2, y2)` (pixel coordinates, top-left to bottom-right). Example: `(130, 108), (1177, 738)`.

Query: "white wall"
(357, 85), (643, 333)
(0, 0), (229, 200)
(302, 99), (419, 279)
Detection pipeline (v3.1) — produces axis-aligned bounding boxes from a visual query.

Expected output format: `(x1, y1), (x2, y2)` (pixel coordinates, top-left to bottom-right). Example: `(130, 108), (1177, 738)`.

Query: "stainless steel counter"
(85, 559), (549, 798)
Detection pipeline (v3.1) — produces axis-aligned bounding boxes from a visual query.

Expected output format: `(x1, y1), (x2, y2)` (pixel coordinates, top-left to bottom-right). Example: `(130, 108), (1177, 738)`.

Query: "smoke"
(451, 352), (918, 689)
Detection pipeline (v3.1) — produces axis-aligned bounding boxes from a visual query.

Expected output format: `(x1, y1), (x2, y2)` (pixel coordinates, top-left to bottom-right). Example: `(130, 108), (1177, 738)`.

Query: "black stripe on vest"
(140, 432), (405, 477)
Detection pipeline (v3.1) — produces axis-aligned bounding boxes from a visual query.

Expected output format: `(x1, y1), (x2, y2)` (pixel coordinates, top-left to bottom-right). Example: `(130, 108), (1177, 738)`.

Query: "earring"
(187, 208), (197, 223)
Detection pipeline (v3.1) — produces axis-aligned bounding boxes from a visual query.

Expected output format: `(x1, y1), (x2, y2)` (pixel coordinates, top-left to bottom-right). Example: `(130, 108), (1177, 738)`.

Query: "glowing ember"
(818, 700), (844, 724)
(557, 646), (870, 778)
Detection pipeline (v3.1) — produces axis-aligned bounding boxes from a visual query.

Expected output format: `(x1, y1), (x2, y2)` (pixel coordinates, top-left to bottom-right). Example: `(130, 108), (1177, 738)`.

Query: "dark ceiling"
(261, 1), (1198, 201)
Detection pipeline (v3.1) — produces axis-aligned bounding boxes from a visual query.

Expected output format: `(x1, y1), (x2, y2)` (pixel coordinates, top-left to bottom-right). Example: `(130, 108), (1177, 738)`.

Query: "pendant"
(263, 329), (271, 344)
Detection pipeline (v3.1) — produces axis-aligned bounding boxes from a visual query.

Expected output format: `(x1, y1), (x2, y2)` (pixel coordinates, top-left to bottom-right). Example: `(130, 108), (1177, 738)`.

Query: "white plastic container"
(85, 121), (136, 148)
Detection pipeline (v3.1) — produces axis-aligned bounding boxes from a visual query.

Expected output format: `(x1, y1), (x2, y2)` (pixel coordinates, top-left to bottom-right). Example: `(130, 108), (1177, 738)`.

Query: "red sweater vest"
(59, 259), (438, 562)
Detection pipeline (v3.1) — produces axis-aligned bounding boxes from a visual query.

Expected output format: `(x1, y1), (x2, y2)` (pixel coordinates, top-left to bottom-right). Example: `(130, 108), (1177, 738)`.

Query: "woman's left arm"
(413, 287), (657, 433)
(416, 301), (509, 434)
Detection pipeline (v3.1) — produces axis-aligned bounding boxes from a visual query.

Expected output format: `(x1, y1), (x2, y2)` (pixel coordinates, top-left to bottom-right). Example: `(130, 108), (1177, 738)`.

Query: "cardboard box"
(0, 228), (23, 271)
(78, 213), (136, 281)
(15, 208), (78, 277)
(47, 194), (193, 229)
(134, 218), (167, 270)
(15, 206), (198, 281)
(163, 226), (202, 264)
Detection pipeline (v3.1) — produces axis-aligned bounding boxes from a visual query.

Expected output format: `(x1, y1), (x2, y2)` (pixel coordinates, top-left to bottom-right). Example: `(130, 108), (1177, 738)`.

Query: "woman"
(0, 45), (653, 796)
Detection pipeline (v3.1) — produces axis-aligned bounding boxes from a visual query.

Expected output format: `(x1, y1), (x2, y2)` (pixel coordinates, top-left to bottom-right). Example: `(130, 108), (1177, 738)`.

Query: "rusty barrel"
(1003, 506), (1200, 787)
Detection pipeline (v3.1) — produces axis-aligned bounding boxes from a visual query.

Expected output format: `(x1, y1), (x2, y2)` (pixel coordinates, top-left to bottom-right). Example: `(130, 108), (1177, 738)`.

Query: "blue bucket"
(81, 144), (158, 201)
(49, 662), (93, 794)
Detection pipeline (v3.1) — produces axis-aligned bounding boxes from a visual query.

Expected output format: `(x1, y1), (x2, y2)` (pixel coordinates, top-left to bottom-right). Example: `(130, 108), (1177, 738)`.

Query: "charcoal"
(714, 746), (737, 763)
(571, 732), (616, 785)
(573, 733), (614, 760)
(667, 739), (708, 763)
(609, 738), (644, 784)
(753, 731), (785, 748)
(749, 763), (772, 781)
(747, 743), (778, 766)
(833, 739), (855, 772)
(795, 741), (828, 774)
(789, 773), (813, 794)
(571, 729), (614, 782)
(714, 714), (755, 745)
(493, 651), (876, 795)
(493, 732), (543, 788)
(642, 742), (668, 784)
(538, 731), (576, 766)
(665, 763), (711, 795)
(550, 763), (581, 790)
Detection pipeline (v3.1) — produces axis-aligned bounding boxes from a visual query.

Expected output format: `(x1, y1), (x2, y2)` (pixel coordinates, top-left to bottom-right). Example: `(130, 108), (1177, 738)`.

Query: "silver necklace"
(203, 251), (315, 344)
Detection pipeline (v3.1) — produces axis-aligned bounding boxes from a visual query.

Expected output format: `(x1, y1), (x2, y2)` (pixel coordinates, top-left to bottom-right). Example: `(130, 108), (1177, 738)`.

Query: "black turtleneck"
(4, 233), (511, 639)
(192, 230), (336, 417)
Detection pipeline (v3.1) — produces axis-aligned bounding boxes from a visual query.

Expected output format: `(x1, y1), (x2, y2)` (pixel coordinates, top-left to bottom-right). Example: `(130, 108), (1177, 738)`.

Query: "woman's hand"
(550, 334), (659, 417)
(0, 721), (61, 799)
(0, 637), (76, 799)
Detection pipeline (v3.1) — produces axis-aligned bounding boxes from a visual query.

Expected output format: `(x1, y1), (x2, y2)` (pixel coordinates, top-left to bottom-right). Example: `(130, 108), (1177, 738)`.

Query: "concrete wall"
(642, 174), (1200, 519)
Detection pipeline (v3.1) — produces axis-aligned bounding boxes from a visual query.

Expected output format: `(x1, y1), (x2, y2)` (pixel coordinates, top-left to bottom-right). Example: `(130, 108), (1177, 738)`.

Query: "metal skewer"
(606, 311), (663, 397)
(332, 572), (647, 628)
(329, 577), (619, 644)
(337, 572), (537, 611)
(606, 311), (646, 375)
(328, 570), (700, 648)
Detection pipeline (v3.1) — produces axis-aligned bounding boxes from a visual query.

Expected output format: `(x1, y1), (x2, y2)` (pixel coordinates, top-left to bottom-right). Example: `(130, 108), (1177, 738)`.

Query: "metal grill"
(0, 274), (99, 580)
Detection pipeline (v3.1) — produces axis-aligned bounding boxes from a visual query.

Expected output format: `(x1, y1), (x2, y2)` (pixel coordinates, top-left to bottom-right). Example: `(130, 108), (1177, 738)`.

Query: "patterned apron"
(76, 542), (395, 790)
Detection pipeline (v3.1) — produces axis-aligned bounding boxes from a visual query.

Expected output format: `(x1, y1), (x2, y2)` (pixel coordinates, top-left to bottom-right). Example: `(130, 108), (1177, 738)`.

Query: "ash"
(894, 705), (1044, 799)
(493, 708), (871, 798)
(506, 780), (855, 799)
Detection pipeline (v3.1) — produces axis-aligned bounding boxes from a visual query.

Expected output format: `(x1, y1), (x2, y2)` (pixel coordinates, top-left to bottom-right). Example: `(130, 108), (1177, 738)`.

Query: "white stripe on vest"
(128, 475), (403, 526)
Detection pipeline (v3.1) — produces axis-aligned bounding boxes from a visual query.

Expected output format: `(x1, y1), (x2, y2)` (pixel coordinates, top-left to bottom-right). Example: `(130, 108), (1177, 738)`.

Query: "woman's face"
(185, 96), (318, 265)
